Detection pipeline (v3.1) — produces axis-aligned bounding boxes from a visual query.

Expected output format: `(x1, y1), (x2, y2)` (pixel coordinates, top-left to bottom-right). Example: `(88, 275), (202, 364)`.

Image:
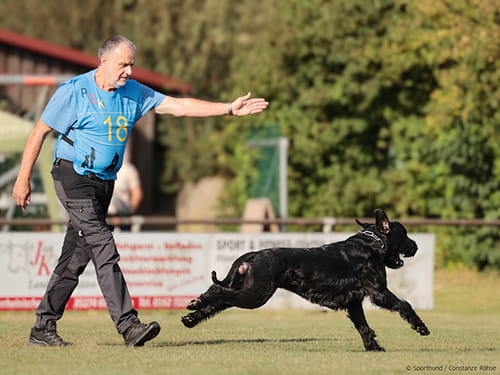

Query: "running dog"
(181, 209), (430, 351)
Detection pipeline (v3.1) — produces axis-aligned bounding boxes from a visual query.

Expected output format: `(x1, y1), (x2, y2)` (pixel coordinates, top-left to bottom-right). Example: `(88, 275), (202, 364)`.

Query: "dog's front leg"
(347, 302), (385, 351)
(370, 289), (430, 336)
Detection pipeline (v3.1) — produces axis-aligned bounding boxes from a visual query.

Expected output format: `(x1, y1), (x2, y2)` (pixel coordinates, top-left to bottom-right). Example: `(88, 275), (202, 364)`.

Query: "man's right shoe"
(28, 327), (73, 347)
(123, 319), (161, 347)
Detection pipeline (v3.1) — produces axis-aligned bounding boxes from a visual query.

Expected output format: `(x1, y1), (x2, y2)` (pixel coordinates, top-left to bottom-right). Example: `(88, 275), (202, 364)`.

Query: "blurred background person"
(108, 161), (143, 231)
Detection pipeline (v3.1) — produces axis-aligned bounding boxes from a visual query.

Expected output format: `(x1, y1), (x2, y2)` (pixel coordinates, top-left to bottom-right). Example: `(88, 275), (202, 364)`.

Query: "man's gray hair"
(98, 36), (136, 62)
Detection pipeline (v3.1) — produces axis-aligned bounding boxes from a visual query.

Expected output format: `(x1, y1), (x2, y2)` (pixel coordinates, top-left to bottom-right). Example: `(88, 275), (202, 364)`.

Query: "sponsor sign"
(0, 232), (434, 310)
(0, 233), (209, 311)
(210, 233), (435, 310)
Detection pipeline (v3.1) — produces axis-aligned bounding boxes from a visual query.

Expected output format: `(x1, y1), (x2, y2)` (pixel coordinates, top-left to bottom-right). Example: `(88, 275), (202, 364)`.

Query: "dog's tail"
(211, 261), (251, 287)
(211, 270), (223, 285)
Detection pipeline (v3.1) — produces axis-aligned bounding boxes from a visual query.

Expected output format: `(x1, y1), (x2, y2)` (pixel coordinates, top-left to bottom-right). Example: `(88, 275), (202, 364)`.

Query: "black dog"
(182, 209), (430, 351)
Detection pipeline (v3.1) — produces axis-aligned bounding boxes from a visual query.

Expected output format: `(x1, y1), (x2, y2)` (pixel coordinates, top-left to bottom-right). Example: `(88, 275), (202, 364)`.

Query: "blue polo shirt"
(41, 69), (165, 179)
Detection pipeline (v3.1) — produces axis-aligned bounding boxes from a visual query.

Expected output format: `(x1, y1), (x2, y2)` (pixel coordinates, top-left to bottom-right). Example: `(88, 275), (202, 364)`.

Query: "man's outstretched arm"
(155, 92), (269, 117)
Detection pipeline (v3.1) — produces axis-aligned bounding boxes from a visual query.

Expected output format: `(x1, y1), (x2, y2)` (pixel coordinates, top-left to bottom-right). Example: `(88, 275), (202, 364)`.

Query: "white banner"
(0, 233), (209, 310)
(210, 233), (435, 310)
(0, 232), (434, 311)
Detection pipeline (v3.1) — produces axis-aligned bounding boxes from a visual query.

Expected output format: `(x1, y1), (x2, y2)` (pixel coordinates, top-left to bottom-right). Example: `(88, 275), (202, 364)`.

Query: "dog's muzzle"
(385, 239), (417, 269)
(402, 239), (418, 258)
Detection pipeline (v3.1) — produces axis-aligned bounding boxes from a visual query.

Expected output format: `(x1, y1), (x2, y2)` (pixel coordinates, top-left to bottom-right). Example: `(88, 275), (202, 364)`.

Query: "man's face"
(100, 42), (135, 90)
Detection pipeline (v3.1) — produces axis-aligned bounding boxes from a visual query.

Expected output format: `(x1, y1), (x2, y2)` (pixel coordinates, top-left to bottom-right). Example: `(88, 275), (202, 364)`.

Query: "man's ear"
(99, 54), (108, 66)
(375, 209), (390, 234)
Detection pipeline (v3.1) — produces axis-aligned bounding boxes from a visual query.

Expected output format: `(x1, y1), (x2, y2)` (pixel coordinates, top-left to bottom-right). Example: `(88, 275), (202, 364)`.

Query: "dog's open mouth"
(385, 254), (404, 269)
(385, 251), (415, 269)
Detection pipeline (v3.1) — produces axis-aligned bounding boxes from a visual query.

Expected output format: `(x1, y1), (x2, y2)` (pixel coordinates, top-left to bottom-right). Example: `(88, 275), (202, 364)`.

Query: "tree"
(1, 0), (498, 268)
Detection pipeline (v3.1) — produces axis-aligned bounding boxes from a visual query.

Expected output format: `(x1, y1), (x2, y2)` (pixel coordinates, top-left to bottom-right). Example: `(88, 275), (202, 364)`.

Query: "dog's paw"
(186, 298), (202, 310)
(366, 345), (385, 352)
(181, 314), (198, 328)
(416, 325), (430, 336)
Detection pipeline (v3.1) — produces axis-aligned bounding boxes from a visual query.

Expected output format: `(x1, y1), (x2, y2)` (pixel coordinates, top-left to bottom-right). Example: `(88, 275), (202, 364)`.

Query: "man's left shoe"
(123, 318), (161, 347)
(28, 327), (73, 347)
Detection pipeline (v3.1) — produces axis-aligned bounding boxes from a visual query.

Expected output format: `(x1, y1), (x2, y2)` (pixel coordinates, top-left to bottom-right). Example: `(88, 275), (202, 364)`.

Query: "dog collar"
(360, 230), (385, 250)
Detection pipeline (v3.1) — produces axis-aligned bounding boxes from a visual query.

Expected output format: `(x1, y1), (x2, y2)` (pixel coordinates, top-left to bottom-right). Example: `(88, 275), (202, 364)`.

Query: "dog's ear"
(356, 219), (370, 229)
(374, 209), (390, 234)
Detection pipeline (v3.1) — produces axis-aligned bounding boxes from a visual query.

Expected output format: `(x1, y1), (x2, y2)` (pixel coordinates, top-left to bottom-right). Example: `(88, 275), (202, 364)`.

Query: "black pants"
(34, 159), (137, 334)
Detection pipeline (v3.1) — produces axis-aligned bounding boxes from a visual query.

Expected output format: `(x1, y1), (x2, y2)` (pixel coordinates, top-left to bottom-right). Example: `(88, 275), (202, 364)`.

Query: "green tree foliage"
(1, 0), (498, 269)
(225, 0), (500, 269)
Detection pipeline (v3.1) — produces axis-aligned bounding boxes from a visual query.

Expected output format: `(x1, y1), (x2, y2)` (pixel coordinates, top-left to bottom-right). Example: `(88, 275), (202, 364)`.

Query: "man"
(12, 35), (268, 347)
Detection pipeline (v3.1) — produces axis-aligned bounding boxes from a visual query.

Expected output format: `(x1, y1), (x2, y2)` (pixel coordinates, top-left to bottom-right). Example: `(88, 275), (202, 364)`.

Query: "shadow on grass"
(346, 347), (499, 353)
(155, 337), (338, 348)
(98, 337), (339, 348)
(98, 339), (497, 353)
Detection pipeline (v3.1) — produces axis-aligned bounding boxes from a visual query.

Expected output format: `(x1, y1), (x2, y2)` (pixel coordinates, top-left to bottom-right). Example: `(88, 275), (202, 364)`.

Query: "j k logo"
(29, 242), (52, 276)
(0, 240), (54, 276)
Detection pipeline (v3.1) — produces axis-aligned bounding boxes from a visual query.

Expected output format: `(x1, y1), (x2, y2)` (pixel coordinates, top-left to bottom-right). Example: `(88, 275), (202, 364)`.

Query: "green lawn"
(0, 270), (498, 375)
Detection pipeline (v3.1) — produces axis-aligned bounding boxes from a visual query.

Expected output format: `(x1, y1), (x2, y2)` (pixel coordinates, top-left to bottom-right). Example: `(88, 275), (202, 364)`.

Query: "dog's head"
(356, 209), (417, 269)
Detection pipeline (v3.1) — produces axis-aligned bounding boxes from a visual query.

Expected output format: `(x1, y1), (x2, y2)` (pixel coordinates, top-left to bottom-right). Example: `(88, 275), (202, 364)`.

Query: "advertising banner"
(0, 233), (209, 310)
(209, 233), (435, 310)
(0, 232), (434, 311)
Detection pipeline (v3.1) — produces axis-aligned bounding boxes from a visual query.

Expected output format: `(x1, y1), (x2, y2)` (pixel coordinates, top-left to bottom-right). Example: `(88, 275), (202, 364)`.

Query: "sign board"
(210, 233), (435, 310)
(0, 232), (434, 311)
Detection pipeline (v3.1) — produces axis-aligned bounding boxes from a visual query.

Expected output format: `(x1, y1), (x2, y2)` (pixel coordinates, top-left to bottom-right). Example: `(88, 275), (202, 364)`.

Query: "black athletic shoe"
(123, 319), (161, 347)
(28, 327), (73, 347)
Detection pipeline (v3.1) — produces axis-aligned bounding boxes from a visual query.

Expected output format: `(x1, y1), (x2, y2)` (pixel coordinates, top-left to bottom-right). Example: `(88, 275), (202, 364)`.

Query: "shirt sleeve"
(139, 83), (166, 117)
(41, 82), (77, 134)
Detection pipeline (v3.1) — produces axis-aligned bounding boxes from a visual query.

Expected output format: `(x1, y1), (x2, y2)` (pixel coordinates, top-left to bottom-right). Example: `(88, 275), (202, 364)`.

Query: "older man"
(13, 35), (268, 347)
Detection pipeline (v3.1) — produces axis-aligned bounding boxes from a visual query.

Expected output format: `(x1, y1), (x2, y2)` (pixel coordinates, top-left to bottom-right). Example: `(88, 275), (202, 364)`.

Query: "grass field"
(0, 269), (498, 375)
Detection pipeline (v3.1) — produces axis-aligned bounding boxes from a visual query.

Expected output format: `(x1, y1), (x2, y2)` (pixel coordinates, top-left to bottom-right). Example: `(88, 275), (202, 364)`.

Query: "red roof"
(0, 28), (191, 94)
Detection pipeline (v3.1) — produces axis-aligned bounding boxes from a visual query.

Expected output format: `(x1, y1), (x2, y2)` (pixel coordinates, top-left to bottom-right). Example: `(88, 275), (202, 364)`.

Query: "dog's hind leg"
(182, 303), (229, 328)
(182, 287), (276, 328)
(347, 302), (385, 351)
(186, 282), (237, 311)
(187, 261), (275, 311)
(370, 289), (430, 336)
(187, 282), (276, 313)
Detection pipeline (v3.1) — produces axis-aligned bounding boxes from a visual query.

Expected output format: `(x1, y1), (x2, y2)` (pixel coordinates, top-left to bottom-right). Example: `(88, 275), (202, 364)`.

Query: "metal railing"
(1, 215), (499, 233)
